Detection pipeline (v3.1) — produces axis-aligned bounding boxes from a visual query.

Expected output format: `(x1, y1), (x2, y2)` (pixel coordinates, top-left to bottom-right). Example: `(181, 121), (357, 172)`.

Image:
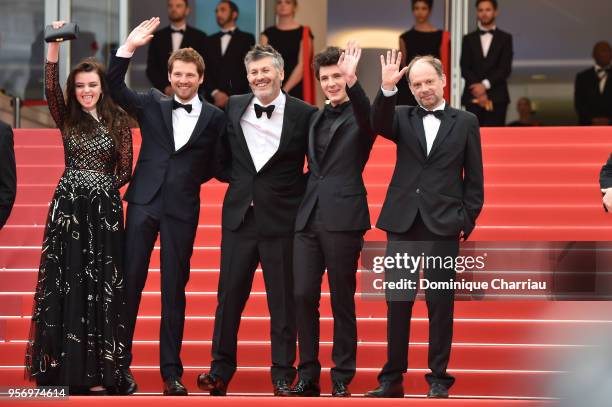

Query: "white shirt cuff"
(482, 79), (491, 90)
(381, 86), (398, 97)
(116, 45), (134, 58)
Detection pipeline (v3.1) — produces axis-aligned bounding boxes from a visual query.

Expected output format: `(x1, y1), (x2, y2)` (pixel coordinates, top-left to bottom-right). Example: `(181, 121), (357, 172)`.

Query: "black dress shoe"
(163, 377), (188, 396)
(427, 382), (449, 398)
(273, 379), (293, 396)
(364, 381), (404, 398)
(288, 379), (320, 397)
(117, 368), (138, 395)
(197, 372), (227, 396)
(331, 381), (350, 397)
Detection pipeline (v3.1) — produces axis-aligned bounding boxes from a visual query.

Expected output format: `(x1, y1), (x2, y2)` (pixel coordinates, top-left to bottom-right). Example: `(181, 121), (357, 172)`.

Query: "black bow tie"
(478, 28), (495, 35)
(254, 103), (275, 119)
(416, 107), (444, 119)
(171, 28), (185, 34)
(172, 100), (192, 113)
(222, 30), (234, 36)
(596, 66), (611, 75)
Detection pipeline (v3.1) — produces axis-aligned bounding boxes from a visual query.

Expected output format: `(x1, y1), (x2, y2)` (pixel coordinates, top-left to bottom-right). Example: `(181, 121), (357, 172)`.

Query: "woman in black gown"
(397, 0), (449, 106)
(25, 21), (132, 395)
(261, 0), (314, 102)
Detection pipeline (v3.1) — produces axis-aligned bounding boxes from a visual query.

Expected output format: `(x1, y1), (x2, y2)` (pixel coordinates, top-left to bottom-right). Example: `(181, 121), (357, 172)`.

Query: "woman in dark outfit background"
(397, 0), (450, 106)
(261, 0), (315, 103)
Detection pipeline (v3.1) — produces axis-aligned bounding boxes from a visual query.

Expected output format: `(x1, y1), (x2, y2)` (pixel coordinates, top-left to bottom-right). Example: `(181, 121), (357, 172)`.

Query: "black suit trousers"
(293, 205), (364, 384)
(466, 102), (508, 127)
(122, 190), (197, 380)
(378, 213), (458, 389)
(211, 207), (297, 384)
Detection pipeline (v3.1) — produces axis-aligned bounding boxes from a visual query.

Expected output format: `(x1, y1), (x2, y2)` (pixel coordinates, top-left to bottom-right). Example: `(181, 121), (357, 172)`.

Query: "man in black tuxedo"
(108, 17), (226, 396)
(0, 120), (16, 230)
(288, 42), (375, 398)
(203, 0), (255, 109)
(365, 52), (484, 398)
(601, 154), (612, 212)
(460, 0), (513, 126)
(574, 41), (612, 126)
(197, 44), (316, 396)
(146, 0), (207, 96)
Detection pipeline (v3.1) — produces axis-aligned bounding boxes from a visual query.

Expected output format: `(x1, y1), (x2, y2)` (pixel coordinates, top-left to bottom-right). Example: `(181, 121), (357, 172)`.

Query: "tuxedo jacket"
(574, 67), (612, 125)
(216, 93), (316, 237)
(372, 90), (484, 239)
(0, 121), (16, 229)
(146, 25), (207, 93)
(203, 29), (255, 100)
(460, 29), (513, 106)
(108, 54), (226, 224)
(295, 82), (376, 232)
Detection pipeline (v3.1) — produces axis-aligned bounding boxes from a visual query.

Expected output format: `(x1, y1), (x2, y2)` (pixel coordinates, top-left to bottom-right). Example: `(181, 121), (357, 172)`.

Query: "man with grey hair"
(197, 44), (317, 396)
(365, 52), (483, 398)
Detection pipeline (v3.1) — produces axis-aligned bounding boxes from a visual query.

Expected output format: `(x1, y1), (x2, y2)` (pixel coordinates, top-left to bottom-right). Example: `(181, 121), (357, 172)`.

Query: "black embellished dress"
(25, 61), (133, 389)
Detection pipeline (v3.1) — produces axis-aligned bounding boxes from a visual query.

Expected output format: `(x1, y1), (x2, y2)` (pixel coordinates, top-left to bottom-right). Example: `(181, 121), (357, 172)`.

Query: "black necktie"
(478, 28), (494, 35)
(170, 28), (185, 34)
(254, 103), (275, 119)
(417, 107), (444, 119)
(172, 100), (192, 113)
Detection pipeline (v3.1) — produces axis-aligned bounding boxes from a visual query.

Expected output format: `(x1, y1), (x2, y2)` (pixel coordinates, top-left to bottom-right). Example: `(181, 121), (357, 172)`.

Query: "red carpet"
(1, 126), (611, 404)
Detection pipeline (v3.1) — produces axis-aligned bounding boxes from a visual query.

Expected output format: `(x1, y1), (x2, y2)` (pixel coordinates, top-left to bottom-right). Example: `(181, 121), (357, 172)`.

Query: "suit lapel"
(485, 31), (500, 61)
(180, 27), (191, 48)
(408, 109), (427, 158)
(259, 94), (297, 173)
(308, 110), (324, 171)
(471, 33), (485, 62)
(175, 100), (214, 154)
(320, 106), (352, 162)
(233, 95), (257, 172)
(427, 105), (457, 159)
(160, 98), (175, 150)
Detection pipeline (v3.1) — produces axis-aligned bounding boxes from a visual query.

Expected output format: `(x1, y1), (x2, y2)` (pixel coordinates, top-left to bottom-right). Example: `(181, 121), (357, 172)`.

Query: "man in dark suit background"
(203, 0), (255, 109)
(109, 17), (226, 396)
(197, 44), (316, 397)
(365, 51), (484, 398)
(601, 153), (612, 212)
(146, 0), (207, 96)
(0, 120), (16, 230)
(574, 41), (612, 126)
(289, 42), (375, 398)
(460, 0), (513, 126)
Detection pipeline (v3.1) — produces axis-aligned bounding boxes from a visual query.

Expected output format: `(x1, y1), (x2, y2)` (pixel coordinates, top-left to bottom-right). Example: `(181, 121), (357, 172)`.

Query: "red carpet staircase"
(1, 127), (611, 405)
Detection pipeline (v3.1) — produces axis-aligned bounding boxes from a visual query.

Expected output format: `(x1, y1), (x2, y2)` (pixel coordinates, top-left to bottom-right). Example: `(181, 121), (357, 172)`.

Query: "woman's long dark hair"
(64, 58), (128, 147)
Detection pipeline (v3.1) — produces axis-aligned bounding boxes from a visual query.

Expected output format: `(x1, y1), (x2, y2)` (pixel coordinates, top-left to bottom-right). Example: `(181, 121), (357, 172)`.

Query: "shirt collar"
(419, 100), (446, 112)
(170, 23), (187, 31)
(174, 93), (202, 110)
(221, 26), (236, 34)
(254, 91), (286, 109)
(477, 22), (496, 32)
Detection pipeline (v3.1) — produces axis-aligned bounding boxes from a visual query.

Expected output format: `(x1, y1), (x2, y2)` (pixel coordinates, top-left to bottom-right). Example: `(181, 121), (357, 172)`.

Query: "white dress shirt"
(478, 22), (495, 59)
(170, 24), (186, 52)
(422, 101), (445, 155)
(595, 64), (609, 94)
(220, 28), (235, 56)
(172, 94), (202, 151)
(241, 92), (286, 172)
(478, 22), (496, 90)
(380, 86), (444, 156)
